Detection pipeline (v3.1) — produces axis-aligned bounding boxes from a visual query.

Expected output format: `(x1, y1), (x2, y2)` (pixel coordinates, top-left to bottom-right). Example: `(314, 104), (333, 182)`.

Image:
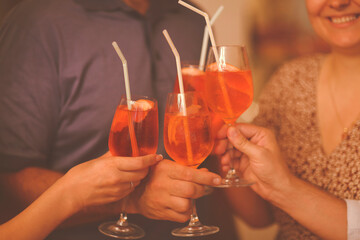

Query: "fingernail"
(229, 127), (239, 138)
(156, 154), (163, 161)
(213, 178), (221, 185)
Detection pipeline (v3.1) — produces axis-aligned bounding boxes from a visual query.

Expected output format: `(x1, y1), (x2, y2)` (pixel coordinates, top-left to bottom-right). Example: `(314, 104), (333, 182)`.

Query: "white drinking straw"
(162, 30), (187, 115)
(199, 5), (224, 71)
(178, 1), (234, 118)
(111, 41), (139, 156)
(112, 41), (132, 110)
(162, 29), (194, 164)
(178, 0), (219, 65)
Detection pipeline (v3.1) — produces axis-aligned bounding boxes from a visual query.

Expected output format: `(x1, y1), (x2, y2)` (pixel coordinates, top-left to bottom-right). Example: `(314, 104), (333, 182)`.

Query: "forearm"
(269, 175), (346, 240)
(0, 167), (120, 227)
(0, 167), (63, 208)
(224, 187), (274, 227)
(0, 178), (78, 240)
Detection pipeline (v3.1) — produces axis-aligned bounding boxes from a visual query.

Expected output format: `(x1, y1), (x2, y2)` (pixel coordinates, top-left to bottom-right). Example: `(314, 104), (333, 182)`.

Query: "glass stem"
(116, 197), (129, 227)
(228, 141), (235, 170)
(227, 123), (235, 172)
(116, 212), (129, 227)
(188, 199), (202, 227)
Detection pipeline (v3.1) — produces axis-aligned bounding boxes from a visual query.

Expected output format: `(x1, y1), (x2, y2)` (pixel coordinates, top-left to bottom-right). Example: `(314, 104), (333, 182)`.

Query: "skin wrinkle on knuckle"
(182, 168), (194, 181)
(104, 176), (117, 186)
(235, 135), (248, 149)
(152, 180), (164, 191)
(172, 182), (183, 195)
(177, 200), (191, 213)
(257, 148), (269, 160)
(184, 184), (196, 197)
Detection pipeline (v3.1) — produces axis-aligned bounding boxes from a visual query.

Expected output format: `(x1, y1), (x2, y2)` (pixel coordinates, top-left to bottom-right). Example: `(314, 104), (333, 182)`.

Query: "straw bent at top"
(178, 1), (234, 120)
(111, 41), (139, 156)
(199, 5), (224, 71)
(162, 29), (194, 165)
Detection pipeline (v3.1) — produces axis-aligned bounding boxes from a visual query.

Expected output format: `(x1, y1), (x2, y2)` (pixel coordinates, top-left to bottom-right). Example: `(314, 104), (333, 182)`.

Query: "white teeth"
(331, 15), (358, 24)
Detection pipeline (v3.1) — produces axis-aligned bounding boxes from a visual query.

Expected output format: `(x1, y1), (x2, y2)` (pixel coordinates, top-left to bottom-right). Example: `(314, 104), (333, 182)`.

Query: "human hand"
(58, 152), (163, 212)
(128, 159), (221, 222)
(220, 123), (293, 200)
(213, 124), (242, 172)
(212, 123), (229, 155)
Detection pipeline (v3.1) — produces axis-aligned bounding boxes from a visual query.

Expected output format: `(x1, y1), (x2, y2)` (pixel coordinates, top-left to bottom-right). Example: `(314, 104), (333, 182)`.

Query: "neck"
(317, 51), (360, 152)
(326, 51), (360, 87)
(123, 0), (149, 15)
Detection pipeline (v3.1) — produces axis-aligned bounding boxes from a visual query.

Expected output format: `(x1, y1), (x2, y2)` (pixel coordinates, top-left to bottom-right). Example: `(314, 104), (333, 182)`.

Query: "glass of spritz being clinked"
(164, 91), (219, 237)
(204, 45), (254, 188)
(98, 95), (158, 239)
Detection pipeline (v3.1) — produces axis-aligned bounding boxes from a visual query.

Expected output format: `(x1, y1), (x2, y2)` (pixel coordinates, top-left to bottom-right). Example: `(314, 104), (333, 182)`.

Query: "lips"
(329, 14), (360, 24)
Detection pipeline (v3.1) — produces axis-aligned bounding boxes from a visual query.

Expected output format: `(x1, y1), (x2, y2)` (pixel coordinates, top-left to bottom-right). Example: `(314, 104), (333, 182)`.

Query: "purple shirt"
(0, 0), (238, 239)
(0, 0), (203, 172)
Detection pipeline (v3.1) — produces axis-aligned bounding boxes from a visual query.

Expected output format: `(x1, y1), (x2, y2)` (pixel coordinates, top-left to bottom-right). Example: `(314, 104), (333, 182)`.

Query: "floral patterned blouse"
(254, 55), (360, 239)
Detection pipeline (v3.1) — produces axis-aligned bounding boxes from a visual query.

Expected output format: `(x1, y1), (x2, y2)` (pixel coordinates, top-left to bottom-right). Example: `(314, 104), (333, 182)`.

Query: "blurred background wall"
(0, 0), (329, 239)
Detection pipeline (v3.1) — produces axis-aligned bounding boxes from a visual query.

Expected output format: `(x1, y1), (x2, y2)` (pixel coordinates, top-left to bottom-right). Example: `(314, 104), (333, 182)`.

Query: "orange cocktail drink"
(173, 64), (224, 139)
(109, 96), (158, 157)
(203, 45), (254, 188)
(164, 107), (213, 168)
(204, 66), (253, 124)
(173, 64), (206, 93)
(164, 92), (219, 237)
(100, 95), (158, 239)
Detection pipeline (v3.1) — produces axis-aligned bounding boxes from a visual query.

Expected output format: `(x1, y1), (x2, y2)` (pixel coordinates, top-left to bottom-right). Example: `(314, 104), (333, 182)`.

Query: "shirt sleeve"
(346, 199), (360, 240)
(0, 15), (59, 172)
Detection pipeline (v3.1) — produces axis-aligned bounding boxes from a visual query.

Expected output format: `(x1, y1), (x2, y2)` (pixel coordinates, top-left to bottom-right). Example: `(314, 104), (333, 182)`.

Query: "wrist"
(53, 177), (82, 215)
(265, 173), (300, 210)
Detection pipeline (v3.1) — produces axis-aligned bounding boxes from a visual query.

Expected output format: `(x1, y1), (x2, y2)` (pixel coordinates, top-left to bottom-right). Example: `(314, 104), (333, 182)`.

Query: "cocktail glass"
(204, 45), (254, 187)
(98, 95), (158, 239)
(164, 92), (219, 237)
(173, 63), (224, 139)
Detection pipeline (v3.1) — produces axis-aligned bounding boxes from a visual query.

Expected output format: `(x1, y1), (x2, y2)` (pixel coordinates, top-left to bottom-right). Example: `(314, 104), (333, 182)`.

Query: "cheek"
(308, 17), (329, 39)
(306, 0), (325, 15)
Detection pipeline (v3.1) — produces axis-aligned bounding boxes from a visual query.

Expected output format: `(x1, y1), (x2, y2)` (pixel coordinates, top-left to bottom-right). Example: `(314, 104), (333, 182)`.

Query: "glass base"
(98, 221), (145, 239)
(215, 169), (254, 188)
(171, 224), (219, 237)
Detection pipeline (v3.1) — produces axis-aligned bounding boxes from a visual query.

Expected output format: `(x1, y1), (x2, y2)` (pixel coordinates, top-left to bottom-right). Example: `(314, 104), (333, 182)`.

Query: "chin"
(315, 24), (360, 53)
(331, 42), (360, 55)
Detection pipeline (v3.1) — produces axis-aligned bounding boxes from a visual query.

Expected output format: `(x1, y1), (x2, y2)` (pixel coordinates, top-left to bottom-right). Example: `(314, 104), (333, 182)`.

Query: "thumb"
(227, 126), (260, 159)
(116, 154), (163, 171)
(140, 154), (164, 168)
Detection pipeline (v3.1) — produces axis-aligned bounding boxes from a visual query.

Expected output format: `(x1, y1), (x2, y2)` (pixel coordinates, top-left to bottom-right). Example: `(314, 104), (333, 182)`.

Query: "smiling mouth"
(329, 14), (360, 24)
